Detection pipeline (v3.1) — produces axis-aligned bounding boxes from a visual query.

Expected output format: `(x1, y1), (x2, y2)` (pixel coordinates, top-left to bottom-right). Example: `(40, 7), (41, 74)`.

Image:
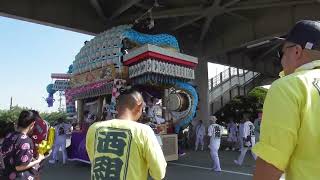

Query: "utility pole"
(10, 97), (13, 110)
(58, 91), (65, 112)
(58, 91), (62, 112)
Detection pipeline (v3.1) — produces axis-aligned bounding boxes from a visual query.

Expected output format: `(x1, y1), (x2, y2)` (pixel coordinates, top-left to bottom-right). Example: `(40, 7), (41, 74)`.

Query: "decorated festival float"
(47, 25), (198, 163)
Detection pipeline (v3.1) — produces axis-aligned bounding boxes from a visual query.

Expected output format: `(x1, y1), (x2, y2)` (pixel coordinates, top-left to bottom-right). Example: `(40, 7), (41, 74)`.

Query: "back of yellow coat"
(86, 119), (167, 180)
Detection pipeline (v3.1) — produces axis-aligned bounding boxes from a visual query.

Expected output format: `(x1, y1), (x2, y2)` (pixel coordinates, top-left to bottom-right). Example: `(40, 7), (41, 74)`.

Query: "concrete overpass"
(1, 0), (320, 121)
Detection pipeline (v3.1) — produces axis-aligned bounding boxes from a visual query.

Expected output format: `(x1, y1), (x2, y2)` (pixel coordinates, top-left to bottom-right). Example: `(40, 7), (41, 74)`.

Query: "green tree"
(217, 86), (268, 122)
(40, 111), (67, 125)
(0, 106), (28, 123)
(0, 106), (67, 126)
(248, 86), (268, 106)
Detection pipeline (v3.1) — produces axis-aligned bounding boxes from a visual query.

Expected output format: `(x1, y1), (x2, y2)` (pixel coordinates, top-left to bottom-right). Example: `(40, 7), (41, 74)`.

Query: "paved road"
(42, 150), (255, 180)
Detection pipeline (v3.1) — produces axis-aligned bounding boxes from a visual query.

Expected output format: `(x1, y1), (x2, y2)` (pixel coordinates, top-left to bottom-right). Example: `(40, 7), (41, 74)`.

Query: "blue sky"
(0, 16), (93, 112)
(0, 16), (225, 112)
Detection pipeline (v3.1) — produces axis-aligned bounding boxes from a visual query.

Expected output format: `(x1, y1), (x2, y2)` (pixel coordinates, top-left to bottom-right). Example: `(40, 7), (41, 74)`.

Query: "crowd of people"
(177, 20), (320, 180)
(180, 111), (261, 172)
(1, 20), (320, 180)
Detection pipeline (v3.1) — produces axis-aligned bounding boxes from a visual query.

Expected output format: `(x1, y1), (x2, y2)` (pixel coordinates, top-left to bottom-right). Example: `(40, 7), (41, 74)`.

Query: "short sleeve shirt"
(195, 124), (206, 137)
(86, 119), (167, 180)
(243, 121), (254, 138)
(1, 132), (35, 180)
(253, 60), (320, 180)
(238, 123), (244, 137)
(55, 123), (72, 139)
(227, 122), (237, 135)
(208, 124), (222, 139)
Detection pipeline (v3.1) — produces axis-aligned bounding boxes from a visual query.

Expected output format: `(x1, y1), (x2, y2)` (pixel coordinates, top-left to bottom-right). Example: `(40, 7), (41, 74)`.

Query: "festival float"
(47, 25), (198, 163)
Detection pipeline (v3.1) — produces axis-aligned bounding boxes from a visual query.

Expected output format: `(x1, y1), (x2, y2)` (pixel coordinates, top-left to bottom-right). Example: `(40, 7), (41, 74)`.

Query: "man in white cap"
(207, 116), (223, 172)
(194, 120), (205, 151)
(253, 20), (320, 180)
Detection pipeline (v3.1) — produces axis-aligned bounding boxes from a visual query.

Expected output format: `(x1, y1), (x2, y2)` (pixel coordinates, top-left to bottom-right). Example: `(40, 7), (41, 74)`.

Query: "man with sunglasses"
(253, 20), (320, 180)
(86, 90), (167, 180)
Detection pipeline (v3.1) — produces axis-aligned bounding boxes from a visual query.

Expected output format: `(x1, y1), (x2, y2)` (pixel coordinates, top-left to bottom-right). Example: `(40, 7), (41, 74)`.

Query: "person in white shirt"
(253, 111), (262, 143)
(103, 104), (114, 120)
(49, 118), (72, 164)
(195, 120), (205, 151)
(226, 117), (238, 151)
(238, 120), (245, 151)
(147, 97), (165, 125)
(207, 116), (223, 172)
(234, 113), (257, 165)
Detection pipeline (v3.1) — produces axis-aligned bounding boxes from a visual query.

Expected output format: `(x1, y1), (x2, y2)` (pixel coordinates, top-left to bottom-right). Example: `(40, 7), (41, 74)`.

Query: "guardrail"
(208, 67), (260, 103)
(208, 67), (252, 91)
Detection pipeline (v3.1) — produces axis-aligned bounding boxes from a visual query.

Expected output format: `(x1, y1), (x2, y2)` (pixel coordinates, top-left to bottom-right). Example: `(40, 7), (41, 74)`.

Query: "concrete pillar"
(77, 99), (84, 123)
(194, 60), (209, 126)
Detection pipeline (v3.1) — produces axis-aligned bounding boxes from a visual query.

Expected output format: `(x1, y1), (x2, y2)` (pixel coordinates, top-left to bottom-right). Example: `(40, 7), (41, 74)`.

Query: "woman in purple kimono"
(1, 110), (45, 180)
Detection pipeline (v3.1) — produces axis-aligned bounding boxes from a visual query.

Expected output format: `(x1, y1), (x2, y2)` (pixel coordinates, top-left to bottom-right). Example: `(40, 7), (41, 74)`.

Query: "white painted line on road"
(68, 158), (91, 164)
(168, 162), (253, 177)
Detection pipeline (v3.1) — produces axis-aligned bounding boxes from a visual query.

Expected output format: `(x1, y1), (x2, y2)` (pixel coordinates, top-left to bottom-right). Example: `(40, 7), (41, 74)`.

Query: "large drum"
(167, 93), (189, 112)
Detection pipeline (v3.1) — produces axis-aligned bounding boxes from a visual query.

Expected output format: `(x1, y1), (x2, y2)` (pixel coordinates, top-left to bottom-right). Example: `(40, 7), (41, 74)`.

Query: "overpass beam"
(210, 52), (281, 77)
(90, 0), (107, 21)
(110, 0), (141, 20)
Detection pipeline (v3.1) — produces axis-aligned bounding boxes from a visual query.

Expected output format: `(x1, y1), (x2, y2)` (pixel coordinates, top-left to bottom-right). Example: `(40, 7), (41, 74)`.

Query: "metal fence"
(208, 67), (251, 91)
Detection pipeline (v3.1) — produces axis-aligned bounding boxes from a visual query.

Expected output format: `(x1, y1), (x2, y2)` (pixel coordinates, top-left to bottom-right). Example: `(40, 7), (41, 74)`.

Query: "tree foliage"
(248, 86), (268, 105)
(0, 106), (67, 126)
(216, 86), (268, 122)
(40, 111), (67, 125)
(0, 106), (28, 123)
